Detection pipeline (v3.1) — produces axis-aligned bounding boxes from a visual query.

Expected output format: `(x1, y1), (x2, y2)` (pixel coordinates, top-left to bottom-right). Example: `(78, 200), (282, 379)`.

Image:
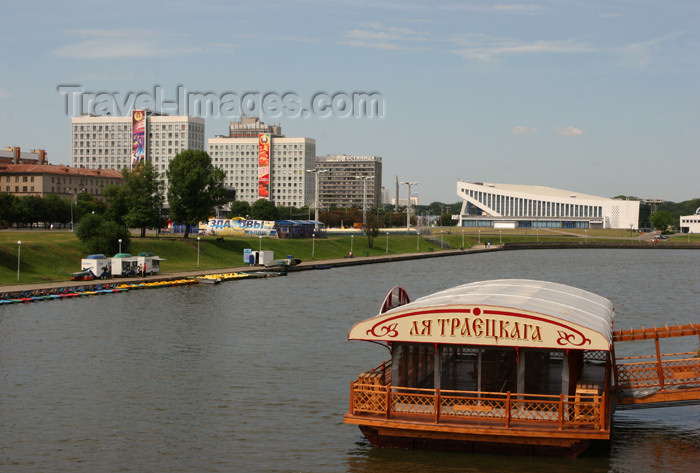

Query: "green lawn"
(2, 229), (698, 286)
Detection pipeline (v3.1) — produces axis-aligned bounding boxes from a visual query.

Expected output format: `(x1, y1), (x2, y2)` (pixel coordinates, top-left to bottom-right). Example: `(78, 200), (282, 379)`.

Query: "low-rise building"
(0, 147), (49, 165)
(0, 164), (121, 199)
(456, 180), (640, 230)
(680, 208), (700, 234)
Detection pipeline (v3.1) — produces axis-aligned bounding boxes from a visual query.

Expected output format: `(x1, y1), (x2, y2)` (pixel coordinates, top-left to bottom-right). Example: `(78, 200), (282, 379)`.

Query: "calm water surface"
(1, 249), (699, 472)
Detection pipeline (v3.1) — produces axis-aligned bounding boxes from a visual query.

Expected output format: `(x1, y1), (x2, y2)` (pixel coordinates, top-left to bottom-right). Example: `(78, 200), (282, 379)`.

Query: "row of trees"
(0, 192), (107, 229)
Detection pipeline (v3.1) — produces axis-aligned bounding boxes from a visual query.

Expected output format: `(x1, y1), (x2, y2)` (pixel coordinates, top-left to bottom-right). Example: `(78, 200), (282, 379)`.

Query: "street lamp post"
(400, 181), (417, 232)
(66, 187), (86, 231)
(417, 231), (420, 251)
(385, 232), (389, 254)
(350, 234), (354, 255)
(259, 235), (262, 251)
(478, 230), (481, 244)
(355, 176), (373, 229)
(306, 169), (328, 230)
(500, 230), (502, 244)
(17, 240), (21, 282)
(66, 188), (74, 231)
(118, 238), (122, 254)
(312, 233), (316, 258)
(462, 230), (465, 249)
(197, 236), (201, 268)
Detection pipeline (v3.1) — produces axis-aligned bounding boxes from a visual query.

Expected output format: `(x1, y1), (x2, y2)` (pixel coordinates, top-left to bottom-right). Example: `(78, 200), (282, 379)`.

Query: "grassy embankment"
(1, 228), (697, 286)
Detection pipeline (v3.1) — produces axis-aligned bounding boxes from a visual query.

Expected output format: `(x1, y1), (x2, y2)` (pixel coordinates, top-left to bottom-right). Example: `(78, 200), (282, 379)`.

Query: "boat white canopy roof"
(349, 279), (615, 351)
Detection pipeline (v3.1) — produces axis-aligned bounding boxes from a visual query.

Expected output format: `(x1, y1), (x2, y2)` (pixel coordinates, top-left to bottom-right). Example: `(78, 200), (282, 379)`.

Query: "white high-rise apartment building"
(70, 112), (205, 191)
(208, 123), (316, 207)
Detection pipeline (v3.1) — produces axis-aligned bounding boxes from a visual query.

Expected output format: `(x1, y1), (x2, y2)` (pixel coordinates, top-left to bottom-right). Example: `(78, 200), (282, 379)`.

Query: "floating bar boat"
(344, 279), (700, 457)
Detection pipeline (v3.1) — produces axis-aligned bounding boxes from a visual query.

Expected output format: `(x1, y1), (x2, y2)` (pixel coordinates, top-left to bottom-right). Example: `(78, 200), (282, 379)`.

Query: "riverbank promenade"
(0, 245), (497, 297)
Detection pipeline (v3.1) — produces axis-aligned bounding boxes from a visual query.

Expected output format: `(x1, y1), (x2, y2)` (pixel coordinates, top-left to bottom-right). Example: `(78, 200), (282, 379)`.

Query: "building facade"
(680, 208), (700, 234)
(314, 155), (382, 209)
(70, 112), (205, 191)
(456, 180), (640, 230)
(228, 116), (282, 138)
(1, 147), (49, 165)
(208, 132), (316, 207)
(0, 164), (121, 199)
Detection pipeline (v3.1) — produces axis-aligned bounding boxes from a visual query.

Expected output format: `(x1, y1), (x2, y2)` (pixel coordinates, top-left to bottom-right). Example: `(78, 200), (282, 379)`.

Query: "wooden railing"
(614, 352), (700, 390)
(349, 380), (604, 430)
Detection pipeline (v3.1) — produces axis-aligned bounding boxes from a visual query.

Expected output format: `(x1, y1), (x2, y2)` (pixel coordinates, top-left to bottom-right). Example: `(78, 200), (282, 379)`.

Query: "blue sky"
(1, 0), (698, 203)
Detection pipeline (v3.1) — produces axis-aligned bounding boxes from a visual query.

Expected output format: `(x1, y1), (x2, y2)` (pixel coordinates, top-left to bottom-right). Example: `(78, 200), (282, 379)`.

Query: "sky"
(1, 0), (698, 204)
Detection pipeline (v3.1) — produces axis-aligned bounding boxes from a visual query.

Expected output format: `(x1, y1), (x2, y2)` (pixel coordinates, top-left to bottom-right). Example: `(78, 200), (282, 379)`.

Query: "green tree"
(76, 213), (131, 255)
(228, 200), (251, 218)
(103, 183), (130, 227)
(363, 212), (380, 248)
(650, 210), (674, 233)
(21, 195), (46, 229)
(75, 193), (107, 224)
(250, 199), (280, 221)
(11, 196), (28, 229)
(166, 150), (226, 238)
(0, 193), (17, 227)
(122, 162), (165, 237)
(43, 194), (71, 229)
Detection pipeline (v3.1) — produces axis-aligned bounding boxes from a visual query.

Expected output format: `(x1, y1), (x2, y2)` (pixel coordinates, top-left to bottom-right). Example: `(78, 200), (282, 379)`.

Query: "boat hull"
(357, 424), (594, 457)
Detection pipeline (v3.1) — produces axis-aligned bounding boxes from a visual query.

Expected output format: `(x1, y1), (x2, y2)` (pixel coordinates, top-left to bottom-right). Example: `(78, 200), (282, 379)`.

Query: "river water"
(1, 249), (698, 472)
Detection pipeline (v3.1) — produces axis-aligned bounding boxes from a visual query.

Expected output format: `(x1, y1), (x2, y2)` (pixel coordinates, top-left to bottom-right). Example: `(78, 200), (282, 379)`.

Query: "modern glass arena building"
(456, 180), (640, 230)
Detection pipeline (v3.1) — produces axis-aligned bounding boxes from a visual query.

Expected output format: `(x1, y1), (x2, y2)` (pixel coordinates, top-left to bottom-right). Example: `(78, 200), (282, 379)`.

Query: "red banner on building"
(258, 133), (270, 199)
(131, 110), (146, 170)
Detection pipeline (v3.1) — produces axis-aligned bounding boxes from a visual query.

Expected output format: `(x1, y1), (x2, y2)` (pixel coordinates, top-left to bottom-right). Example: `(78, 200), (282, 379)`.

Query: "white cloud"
(493, 4), (541, 13)
(280, 37), (317, 44)
(513, 126), (537, 134)
(555, 126), (583, 136)
(615, 34), (680, 68)
(342, 40), (403, 51)
(342, 22), (428, 50)
(451, 33), (594, 63)
(55, 30), (200, 59)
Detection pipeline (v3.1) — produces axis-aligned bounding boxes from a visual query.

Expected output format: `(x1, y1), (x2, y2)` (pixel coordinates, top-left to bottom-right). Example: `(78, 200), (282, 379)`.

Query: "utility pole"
(394, 176), (399, 213)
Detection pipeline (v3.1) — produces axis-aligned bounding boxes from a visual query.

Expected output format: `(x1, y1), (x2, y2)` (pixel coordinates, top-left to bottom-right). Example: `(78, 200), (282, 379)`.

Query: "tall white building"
(70, 112), (206, 193)
(208, 134), (316, 207)
(456, 180), (640, 230)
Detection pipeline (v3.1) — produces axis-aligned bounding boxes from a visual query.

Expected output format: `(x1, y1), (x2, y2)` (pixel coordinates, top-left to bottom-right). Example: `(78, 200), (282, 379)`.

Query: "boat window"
(391, 343), (435, 389)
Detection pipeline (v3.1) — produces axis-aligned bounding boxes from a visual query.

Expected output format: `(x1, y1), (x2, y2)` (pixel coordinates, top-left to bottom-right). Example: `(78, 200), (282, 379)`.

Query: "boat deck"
(612, 323), (700, 408)
(346, 366), (611, 443)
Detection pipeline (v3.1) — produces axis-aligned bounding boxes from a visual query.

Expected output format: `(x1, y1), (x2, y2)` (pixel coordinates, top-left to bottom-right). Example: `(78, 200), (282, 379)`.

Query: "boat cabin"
(344, 279), (615, 456)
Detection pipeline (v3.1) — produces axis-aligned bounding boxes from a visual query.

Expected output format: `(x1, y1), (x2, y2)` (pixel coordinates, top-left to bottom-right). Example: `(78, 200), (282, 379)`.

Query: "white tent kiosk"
(136, 252), (165, 275)
(111, 254), (139, 277)
(80, 254), (112, 279)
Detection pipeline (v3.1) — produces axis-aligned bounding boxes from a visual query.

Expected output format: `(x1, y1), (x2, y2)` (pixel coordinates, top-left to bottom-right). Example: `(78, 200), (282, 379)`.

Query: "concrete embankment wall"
(502, 241), (700, 250)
